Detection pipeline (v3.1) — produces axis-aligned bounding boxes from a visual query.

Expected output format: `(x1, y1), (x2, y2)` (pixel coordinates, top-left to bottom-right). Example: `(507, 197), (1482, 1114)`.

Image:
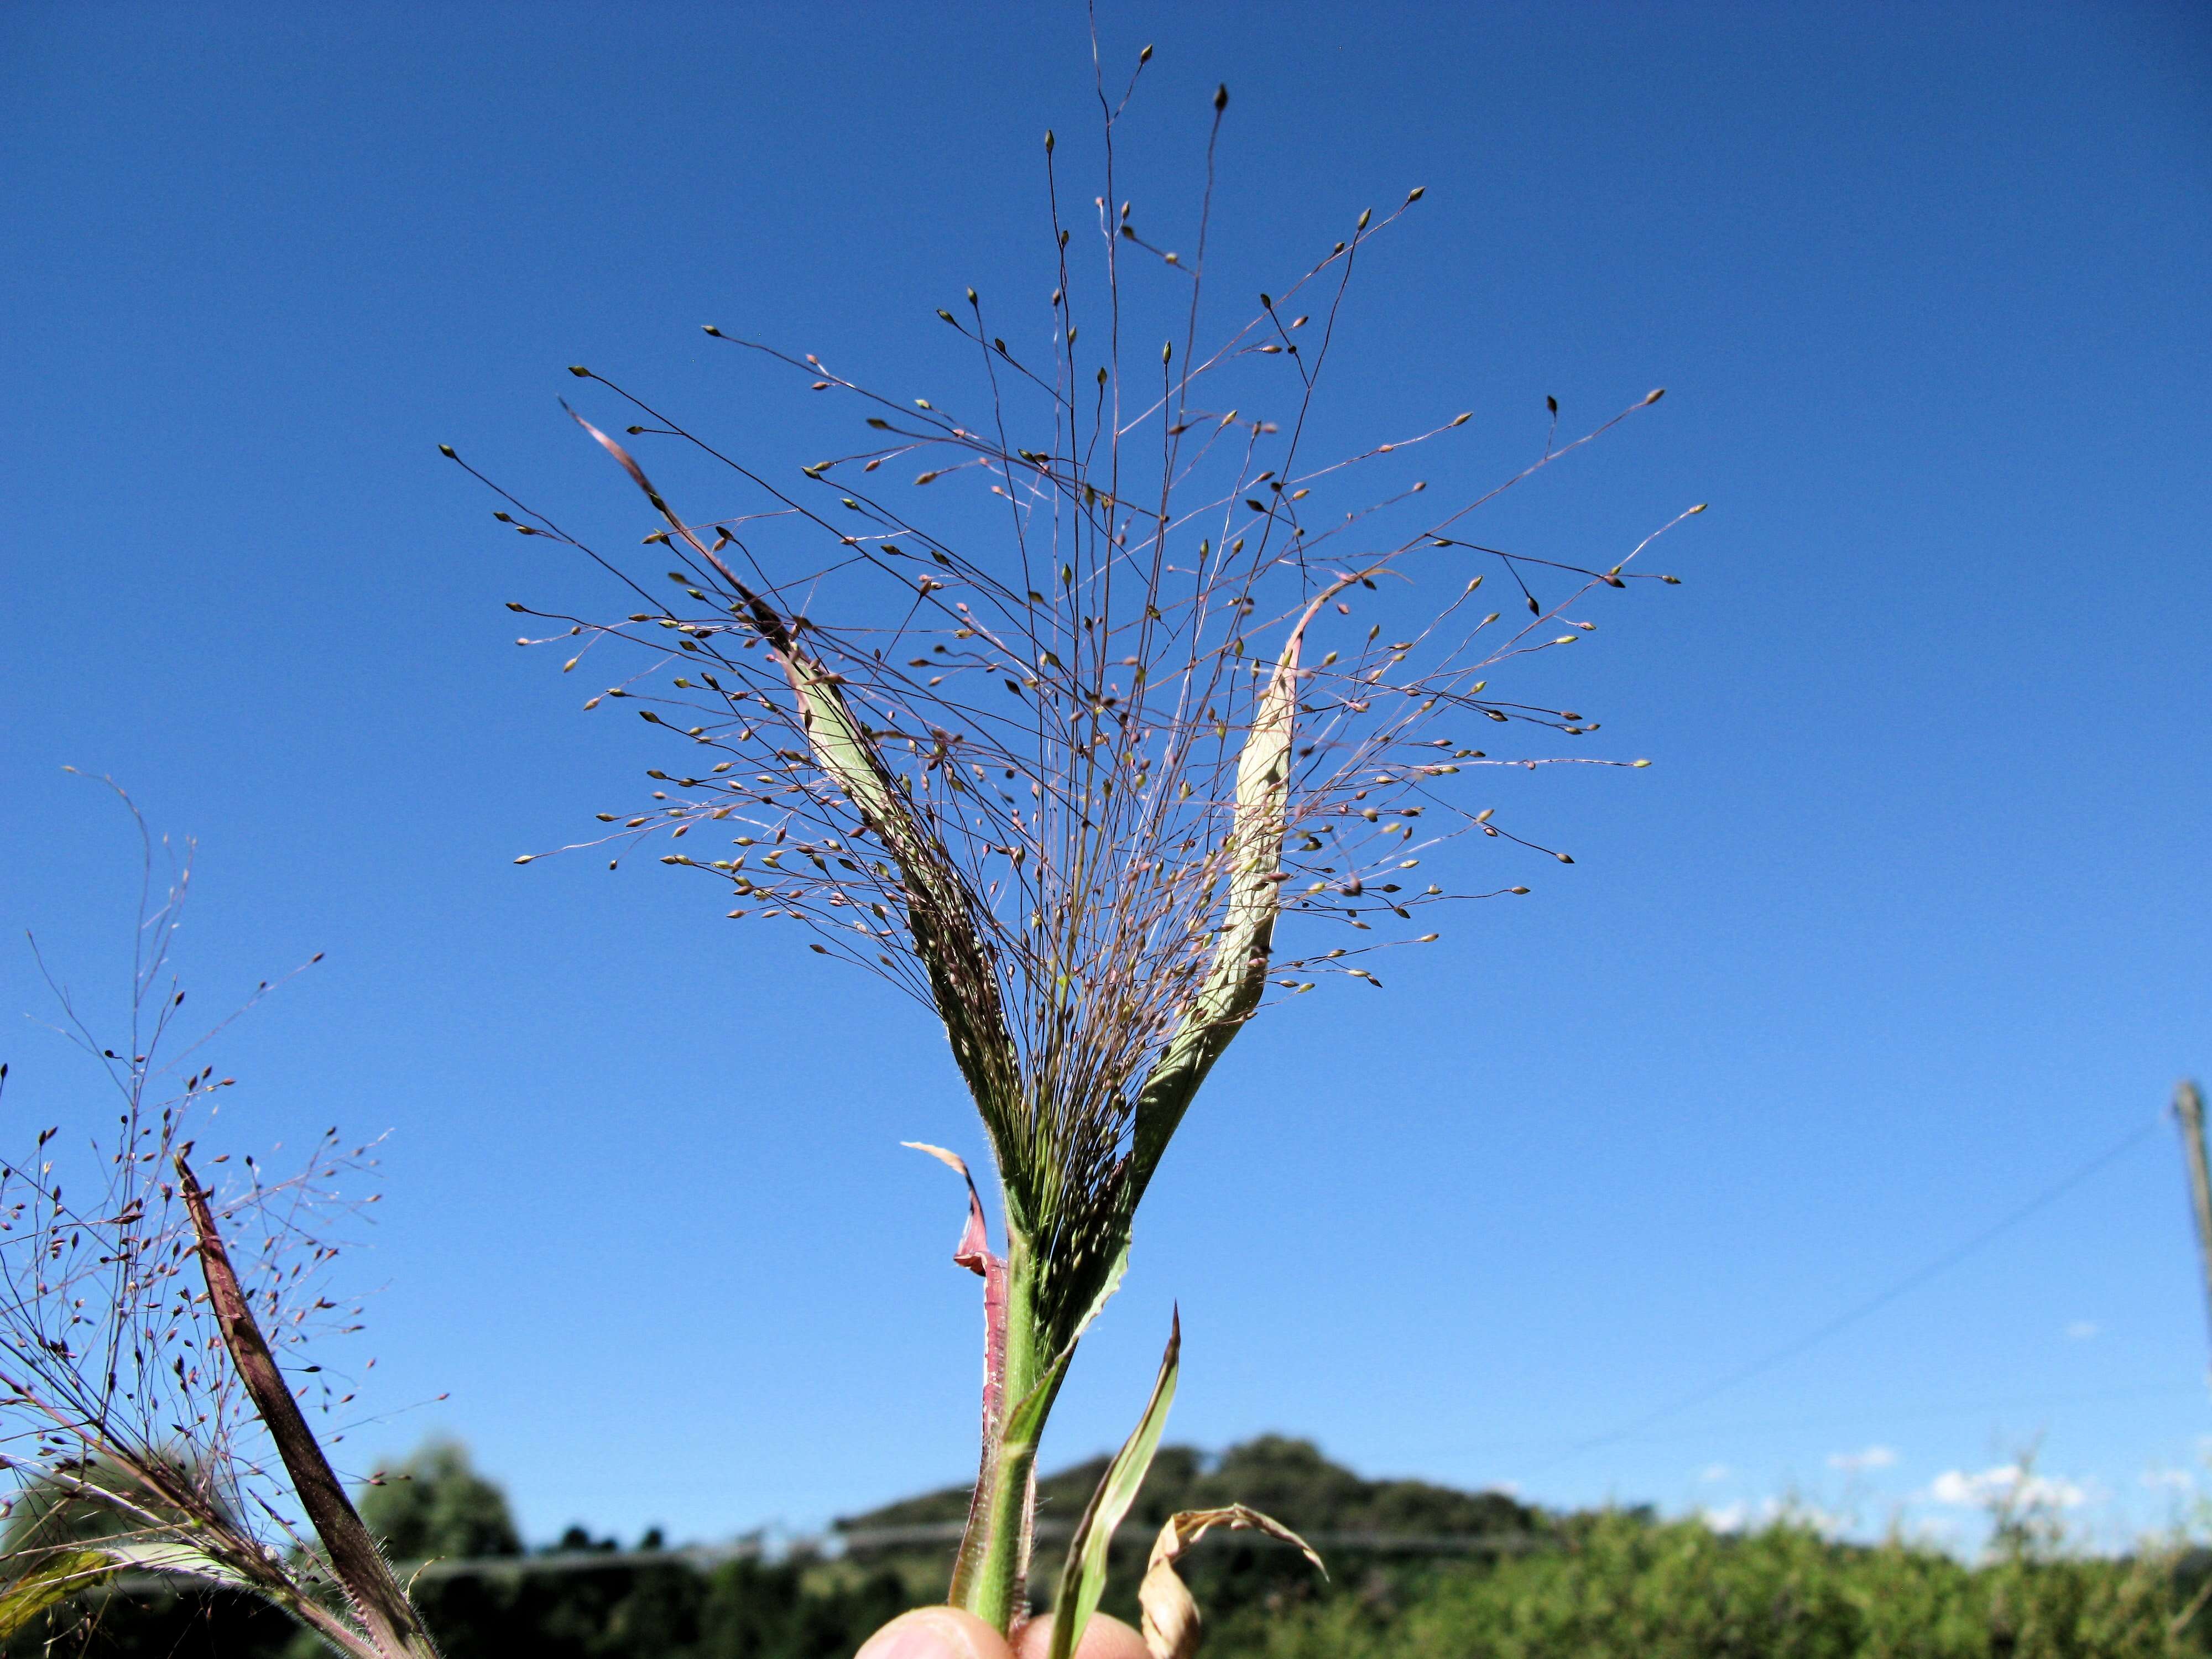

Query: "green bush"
(1217, 1511), (2201, 1659)
(15, 1442), (2206, 1658)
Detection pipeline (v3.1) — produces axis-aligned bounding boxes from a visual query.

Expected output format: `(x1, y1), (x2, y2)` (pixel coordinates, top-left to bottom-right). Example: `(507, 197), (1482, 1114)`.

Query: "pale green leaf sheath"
(567, 413), (1044, 1625)
(1126, 602), (1309, 1205)
(1090, 580), (1354, 1326)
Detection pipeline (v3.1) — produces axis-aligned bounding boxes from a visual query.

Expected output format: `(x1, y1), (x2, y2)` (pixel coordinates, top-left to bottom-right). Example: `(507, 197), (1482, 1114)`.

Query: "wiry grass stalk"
(465, 34), (1699, 1638)
(0, 785), (439, 1657)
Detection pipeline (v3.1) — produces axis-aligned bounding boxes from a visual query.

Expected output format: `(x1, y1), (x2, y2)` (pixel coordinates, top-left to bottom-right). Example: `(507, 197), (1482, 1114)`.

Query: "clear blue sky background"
(3, 4), (2207, 1552)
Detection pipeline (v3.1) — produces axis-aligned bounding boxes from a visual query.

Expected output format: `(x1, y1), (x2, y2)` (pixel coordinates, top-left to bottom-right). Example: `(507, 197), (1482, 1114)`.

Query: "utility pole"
(2173, 1079), (2212, 1374)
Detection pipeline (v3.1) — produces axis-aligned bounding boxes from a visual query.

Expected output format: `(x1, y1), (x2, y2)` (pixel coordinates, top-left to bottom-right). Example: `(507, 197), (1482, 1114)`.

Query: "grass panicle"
(465, 34), (1697, 1638)
(0, 783), (439, 1658)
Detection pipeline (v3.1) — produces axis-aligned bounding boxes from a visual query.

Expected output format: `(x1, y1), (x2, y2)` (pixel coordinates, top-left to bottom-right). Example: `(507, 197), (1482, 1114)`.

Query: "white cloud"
(1828, 1444), (1898, 1473)
(2065, 1320), (2100, 1340)
(1698, 1463), (1731, 1484)
(1927, 1464), (2086, 1511)
(1702, 1501), (1751, 1533)
(2142, 1468), (2195, 1493)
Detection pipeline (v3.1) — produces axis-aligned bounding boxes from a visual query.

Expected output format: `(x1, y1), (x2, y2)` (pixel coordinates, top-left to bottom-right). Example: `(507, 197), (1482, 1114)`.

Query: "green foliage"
(6, 1548), (912, 1659)
(0, 1582), (296, 1658)
(358, 1442), (522, 1564)
(0, 1553), (113, 1641)
(1203, 1436), (1537, 1537)
(326, 1551), (911, 1659)
(0, 1458), (293, 1659)
(1220, 1511), (2205, 1659)
(19, 1441), (2208, 1659)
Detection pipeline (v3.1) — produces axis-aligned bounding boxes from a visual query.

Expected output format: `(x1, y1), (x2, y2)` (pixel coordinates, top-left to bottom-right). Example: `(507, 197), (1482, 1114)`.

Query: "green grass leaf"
(0, 1551), (114, 1637)
(1047, 1312), (1182, 1659)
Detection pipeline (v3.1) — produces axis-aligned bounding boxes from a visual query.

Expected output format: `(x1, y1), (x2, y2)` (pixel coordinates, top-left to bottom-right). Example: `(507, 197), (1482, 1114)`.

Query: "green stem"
(956, 1244), (1067, 1634)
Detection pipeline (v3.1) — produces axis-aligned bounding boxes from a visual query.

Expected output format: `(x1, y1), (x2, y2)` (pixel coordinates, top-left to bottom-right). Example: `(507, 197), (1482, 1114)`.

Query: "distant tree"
(357, 1442), (521, 1563)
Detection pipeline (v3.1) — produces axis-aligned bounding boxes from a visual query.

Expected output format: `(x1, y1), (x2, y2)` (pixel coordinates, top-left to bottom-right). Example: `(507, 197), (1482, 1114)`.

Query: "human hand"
(854, 1606), (1149, 1659)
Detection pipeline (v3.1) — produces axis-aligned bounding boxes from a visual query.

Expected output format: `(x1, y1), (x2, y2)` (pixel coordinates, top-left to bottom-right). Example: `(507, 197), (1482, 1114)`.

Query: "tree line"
(6, 1436), (2206, 1658)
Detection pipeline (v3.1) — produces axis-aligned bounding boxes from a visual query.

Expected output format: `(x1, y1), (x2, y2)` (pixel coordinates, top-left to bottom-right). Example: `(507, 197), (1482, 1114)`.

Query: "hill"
(839, 1432), (1538, 1543)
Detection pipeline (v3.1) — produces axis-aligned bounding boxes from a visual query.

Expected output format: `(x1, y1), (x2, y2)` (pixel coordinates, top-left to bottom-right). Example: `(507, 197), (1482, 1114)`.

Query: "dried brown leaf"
(1139, 1505), (1323, 1659)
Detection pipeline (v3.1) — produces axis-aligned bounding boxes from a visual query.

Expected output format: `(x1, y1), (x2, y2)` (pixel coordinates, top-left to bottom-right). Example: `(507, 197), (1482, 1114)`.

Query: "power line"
(1424, 1379), (2199, 1462)
(1517, 1114), (2167, 1476)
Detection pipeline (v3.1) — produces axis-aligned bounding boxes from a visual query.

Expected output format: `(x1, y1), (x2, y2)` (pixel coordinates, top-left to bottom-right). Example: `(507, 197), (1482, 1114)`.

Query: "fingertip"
(1011, 1610), (1150, 1659)
(856, 1606), (1013, 1659)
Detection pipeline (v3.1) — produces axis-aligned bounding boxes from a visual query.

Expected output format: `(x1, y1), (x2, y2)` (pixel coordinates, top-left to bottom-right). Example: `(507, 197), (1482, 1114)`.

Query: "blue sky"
(3, 3), (2207, 1552)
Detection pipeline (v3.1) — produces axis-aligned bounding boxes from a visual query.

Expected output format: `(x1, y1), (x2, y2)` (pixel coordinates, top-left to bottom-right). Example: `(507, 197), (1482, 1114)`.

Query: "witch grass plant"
(0, 47), (1698, 1659)
(458, 43), (1700, 1658)
(0, 792), (445, 1658)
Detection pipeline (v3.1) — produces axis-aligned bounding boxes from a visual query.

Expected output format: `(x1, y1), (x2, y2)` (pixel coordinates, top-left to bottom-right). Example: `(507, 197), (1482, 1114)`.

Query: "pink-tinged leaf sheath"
(1048, 1312), (1181, 1659)
(907, 1143), (1013, 1609)
(1139, 1505), (1324, 1659)
(176, 1156), (442, 1659)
